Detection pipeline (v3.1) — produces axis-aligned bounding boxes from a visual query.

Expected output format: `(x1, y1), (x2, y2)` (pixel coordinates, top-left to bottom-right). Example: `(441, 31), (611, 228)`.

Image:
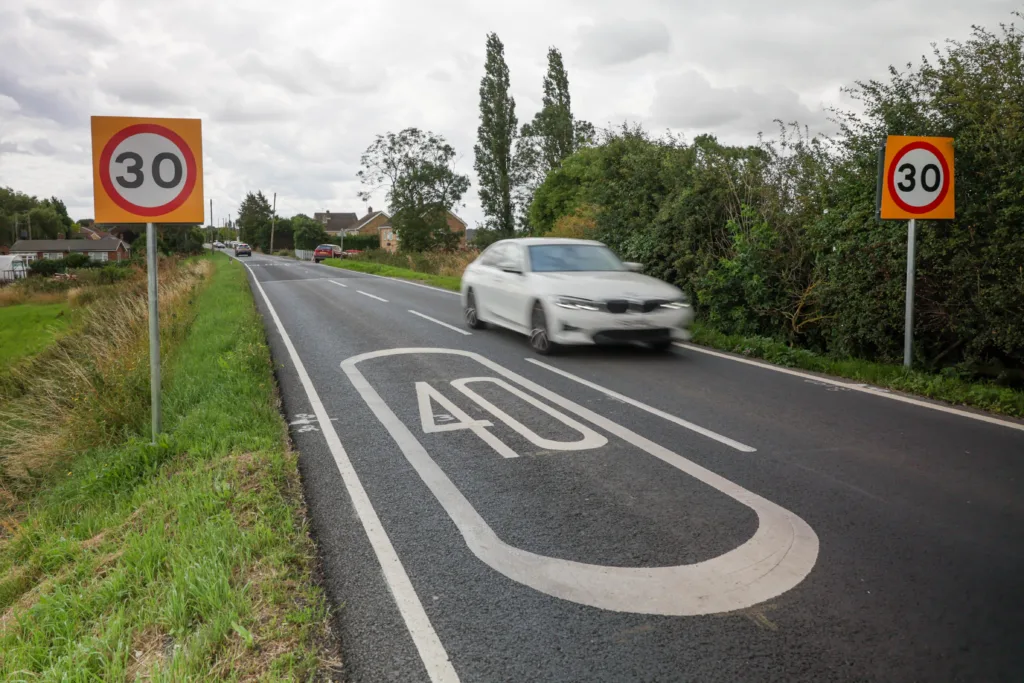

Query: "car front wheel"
(530, 302), (557, 355)
(465, 290), (485, 330)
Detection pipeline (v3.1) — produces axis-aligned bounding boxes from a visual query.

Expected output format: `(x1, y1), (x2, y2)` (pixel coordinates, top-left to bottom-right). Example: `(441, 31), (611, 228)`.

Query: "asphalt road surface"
(231, 250), (1024, 683)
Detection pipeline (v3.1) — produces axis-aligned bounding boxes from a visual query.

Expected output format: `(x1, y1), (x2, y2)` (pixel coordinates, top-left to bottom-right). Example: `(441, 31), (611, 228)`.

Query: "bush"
(63, 253), (91, 268)
(339, 234), (380, 251)
(28, 259), (65, 276)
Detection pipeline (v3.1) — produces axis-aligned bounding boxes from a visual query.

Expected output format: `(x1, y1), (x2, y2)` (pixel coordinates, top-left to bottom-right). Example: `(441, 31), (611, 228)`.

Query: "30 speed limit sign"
(880, 135), (954, 220)
(91, 116), (204, 223)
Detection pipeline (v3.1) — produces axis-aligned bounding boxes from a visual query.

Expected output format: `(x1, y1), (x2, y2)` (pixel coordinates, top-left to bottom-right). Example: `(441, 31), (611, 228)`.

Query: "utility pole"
(209, 198), (213, 247)
(27, 212), (31, 240)
(269, 192), (277, 254)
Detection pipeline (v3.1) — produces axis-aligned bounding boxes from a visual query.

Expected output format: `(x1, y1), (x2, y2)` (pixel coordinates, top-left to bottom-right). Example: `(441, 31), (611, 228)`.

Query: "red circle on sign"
(99, 123), (197, 217)
(887, 140), (950, 215)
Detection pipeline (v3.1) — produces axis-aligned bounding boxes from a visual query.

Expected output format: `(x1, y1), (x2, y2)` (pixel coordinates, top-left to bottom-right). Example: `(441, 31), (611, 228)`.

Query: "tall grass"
(351, 249), (476, 277)
(0, 259), (211, 483)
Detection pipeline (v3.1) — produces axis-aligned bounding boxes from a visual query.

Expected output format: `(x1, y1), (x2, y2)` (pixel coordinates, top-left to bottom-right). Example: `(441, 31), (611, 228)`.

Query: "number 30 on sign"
(91, 116), (204, 224)
(880, 135), (954, 220)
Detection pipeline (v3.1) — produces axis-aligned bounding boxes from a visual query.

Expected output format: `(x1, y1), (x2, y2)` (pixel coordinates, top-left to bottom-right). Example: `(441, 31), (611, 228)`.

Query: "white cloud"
(0, 0), (1017, 225)
(576, 18), (672, 67)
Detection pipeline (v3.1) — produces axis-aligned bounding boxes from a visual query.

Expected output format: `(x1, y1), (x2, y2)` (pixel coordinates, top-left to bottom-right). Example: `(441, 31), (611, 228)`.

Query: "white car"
(461, 238), (694, 354)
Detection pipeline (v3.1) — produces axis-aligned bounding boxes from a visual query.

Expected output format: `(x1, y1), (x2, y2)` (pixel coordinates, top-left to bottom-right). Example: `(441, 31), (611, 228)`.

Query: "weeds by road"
(0, 303), (70, 367)
(0, 254), (340, 679)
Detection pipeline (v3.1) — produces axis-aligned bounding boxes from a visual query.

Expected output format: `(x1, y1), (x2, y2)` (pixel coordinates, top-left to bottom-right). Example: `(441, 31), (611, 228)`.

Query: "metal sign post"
(903, 219), (916, 368)
(91, 116), (204, 444)
(147, 222), (161, 438)
(879, 135), (955, 369)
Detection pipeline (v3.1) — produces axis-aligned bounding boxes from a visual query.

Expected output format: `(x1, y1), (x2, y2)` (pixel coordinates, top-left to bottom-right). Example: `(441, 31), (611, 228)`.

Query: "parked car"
(313, 244), (341, 263)
(234, 243), (252, 257)
(213, 240), (224, 248)
(0, 255), (29, 282)
(461, 238), (694, 354)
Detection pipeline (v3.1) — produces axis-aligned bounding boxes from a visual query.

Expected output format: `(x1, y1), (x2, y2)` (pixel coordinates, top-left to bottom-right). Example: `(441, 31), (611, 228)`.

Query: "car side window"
(500, 244), (523, 272)
(480, 243), (506, 267)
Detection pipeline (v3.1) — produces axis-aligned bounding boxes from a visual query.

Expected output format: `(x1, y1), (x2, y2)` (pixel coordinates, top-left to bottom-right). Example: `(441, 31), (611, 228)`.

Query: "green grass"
(322, 257), (462, 291)
(692, 322), (1024, 418)
(0, 303), (70, 367)
(0, 255), (338, 679)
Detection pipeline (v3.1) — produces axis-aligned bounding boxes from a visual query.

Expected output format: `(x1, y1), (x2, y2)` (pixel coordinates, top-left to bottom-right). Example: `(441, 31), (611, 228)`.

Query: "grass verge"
(322, 257), (461, 291)
(0, 254), (339, 679)
(691, 322), (1024, 418)
(0, 303), (70, 367)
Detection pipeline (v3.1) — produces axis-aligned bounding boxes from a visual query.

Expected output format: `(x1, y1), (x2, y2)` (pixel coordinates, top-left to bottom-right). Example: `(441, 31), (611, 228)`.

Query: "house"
(347, 208), (391, 236)
(376, 210), (469, 254)
(313, 211), (359, 236)
(11, 236), (131, 263)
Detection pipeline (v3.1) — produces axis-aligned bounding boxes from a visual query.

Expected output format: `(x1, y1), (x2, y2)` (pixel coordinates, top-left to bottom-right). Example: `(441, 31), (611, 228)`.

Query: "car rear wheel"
(465, 290), (485, 330)
(530, 302), (557, 355)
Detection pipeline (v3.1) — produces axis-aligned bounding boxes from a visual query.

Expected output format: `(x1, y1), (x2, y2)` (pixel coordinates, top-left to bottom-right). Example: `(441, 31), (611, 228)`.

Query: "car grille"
(593, 328), (671, 343)
(602, 299), (668, 314)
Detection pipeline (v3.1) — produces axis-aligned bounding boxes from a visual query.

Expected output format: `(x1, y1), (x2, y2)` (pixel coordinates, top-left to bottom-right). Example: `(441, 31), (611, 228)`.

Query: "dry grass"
(0, 258), (213, 484)
(353, 249), (477, 277)
(0, 288), (66, 307)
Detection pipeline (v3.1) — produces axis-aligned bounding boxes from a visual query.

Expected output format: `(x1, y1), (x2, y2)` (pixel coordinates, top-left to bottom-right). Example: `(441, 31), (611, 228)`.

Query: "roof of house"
(313, 212), (359, 233)
(349, 210), (391, 233)
(11, 237), (129, 253)
(80, 225), (112, 240)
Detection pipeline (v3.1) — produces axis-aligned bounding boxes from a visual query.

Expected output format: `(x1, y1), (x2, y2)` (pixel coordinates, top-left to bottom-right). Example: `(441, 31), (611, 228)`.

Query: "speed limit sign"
(880, 136), (954, 220)
(91, 116), (204, 223)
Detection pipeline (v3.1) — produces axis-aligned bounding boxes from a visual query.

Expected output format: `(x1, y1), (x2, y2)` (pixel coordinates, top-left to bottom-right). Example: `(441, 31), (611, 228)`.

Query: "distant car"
(313, 244), (341, 263)
(234, 243), (252, 257)
(342, 249), (362, 258)
(213, 241), (224, 248)
(461, 238), (694, 354)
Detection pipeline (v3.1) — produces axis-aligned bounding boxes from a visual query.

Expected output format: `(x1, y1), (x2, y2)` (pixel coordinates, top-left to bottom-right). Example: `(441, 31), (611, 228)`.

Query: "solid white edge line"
(328, 280), (348, 288)
(525, 358), (757, 453)
(357, 290), (389, 303)
(240, 263), (460, 683)
(408, 310), (472, 336)
(676, 342), (1024, 433)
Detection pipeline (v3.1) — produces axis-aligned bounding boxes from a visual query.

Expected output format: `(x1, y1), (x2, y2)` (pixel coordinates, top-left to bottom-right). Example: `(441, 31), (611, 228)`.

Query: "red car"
(313, 244), (341, 263)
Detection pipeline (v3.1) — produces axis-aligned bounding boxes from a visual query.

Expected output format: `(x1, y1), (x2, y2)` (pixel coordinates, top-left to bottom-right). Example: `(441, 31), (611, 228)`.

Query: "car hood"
(530, 271), (683, 301)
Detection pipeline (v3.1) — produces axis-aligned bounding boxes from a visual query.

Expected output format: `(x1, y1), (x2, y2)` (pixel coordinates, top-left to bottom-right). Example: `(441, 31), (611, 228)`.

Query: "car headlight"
(660, 300), (692, 310)
(555, 296), (600, 311)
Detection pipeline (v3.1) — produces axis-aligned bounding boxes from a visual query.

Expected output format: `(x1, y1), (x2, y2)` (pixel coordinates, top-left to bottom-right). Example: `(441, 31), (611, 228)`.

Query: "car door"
(491, 243), (528, 329)
(469, 243), (506, 324)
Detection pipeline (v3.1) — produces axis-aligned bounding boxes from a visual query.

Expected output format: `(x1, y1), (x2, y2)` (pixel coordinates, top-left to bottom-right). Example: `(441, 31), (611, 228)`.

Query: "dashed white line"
(241, 263), (459, 683)
(676, 342), (1024, 433)
(329, 280), (348, 289)
(408, 310), (471, 336)
(525, 358), (757, 453)
(358, 290), (388, 303)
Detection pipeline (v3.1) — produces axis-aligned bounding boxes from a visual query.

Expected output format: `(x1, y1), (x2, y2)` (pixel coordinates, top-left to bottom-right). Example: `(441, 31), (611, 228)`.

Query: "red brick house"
(377, 210), (468, 253)
(11, 237), (131, 263)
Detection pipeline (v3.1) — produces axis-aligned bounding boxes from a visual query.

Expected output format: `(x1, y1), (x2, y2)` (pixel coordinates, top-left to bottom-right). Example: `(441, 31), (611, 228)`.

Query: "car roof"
(495, 237), (604, 247)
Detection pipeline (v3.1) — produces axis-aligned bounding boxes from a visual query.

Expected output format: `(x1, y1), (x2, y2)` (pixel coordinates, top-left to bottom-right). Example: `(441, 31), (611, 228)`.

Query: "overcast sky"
(0, 0), (1016, 226)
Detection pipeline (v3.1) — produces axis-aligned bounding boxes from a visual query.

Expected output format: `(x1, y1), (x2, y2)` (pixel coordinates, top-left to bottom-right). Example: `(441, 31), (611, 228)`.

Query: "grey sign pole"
(903, 218), (916, 368)
(147, 221), (161, 441)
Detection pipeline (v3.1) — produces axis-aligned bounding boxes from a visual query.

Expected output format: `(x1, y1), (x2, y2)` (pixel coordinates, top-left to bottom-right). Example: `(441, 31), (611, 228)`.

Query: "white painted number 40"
(415, 378), (606, 459)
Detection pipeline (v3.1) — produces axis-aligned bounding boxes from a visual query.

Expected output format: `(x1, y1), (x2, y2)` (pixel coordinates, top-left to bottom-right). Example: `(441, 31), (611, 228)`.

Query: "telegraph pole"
(269, 192), (277, 254)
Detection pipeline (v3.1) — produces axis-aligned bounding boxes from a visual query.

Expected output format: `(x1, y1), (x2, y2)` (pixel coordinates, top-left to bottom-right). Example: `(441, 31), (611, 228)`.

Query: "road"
(232, 250), (1024, 683)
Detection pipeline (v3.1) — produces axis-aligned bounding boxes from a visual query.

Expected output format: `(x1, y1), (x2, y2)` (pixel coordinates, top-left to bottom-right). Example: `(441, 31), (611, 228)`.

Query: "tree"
(519, 48), (595, 231)
(237, 191), (273, 250)
(358, 128), (470, 251)
(292, 214), (329, 249)
(474, 32), (520, 235)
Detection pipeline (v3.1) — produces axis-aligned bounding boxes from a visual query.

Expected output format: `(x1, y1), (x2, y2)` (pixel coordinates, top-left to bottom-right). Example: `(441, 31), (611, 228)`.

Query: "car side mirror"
(623, 262), (643, 272)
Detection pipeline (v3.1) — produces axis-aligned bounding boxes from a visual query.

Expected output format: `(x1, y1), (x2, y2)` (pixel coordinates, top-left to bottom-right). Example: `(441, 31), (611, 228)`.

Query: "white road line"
(241, 265), (459, 683)
(676, 342), (1024, 433)
(408, 310), (471, 336)
(525, 358), (757, 453)
(329, 280), (348, 288)
(358, 290), (389, 303)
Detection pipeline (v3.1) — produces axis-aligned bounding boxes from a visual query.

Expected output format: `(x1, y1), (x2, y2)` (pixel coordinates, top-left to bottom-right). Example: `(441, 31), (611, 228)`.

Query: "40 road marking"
(342, 347), (820, 617)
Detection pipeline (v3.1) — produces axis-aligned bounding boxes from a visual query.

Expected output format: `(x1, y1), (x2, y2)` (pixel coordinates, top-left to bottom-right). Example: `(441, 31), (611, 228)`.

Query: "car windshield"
(528, 244), (624, 273)
(316, 245), (333, 250)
